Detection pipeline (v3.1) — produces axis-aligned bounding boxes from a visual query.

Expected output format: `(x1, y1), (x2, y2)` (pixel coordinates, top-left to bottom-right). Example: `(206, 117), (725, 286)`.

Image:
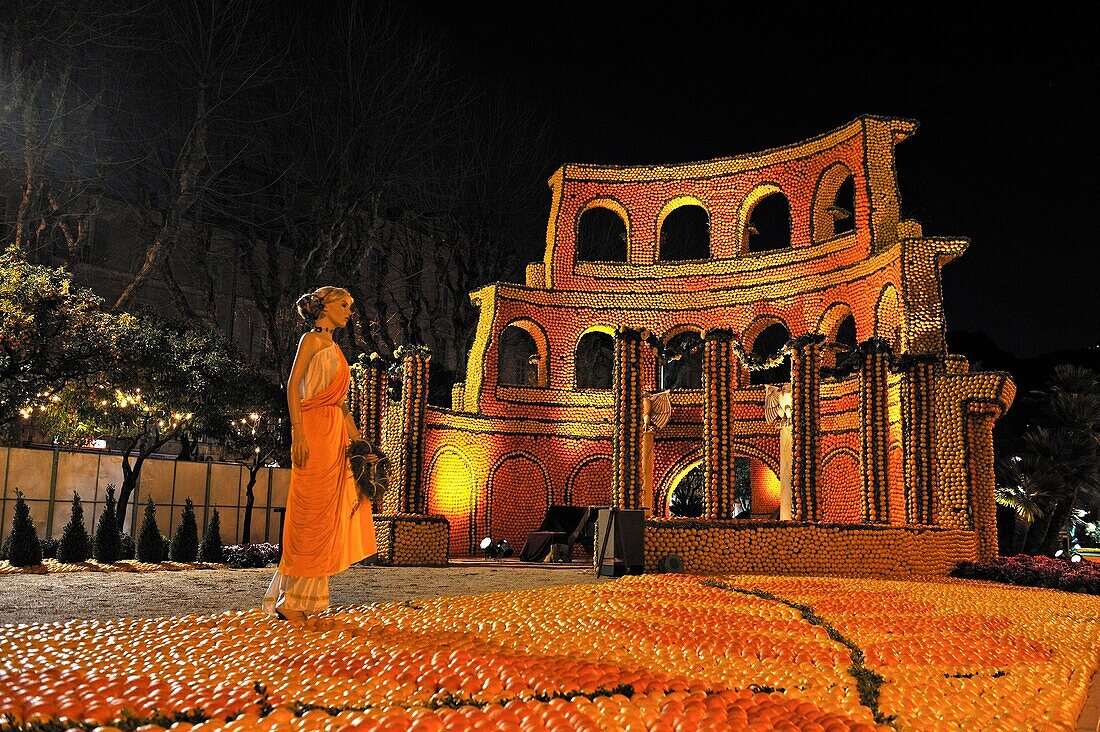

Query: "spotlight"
(479, 537), (513, 560)
(1071, 553), (1083, 564)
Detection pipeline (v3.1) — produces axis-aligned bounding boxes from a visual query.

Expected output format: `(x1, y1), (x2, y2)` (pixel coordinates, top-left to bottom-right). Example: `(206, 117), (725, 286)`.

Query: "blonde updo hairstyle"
(295, 286), (352, 325)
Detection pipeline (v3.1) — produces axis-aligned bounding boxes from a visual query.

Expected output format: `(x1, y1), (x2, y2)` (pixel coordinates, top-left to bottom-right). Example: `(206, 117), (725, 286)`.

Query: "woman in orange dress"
(263, 286), (376, 622)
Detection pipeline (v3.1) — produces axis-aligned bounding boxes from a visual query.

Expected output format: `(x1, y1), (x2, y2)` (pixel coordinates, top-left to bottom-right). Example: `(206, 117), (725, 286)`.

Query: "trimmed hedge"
(224, 542), (280, 568)
(952, 555), (1100, 595)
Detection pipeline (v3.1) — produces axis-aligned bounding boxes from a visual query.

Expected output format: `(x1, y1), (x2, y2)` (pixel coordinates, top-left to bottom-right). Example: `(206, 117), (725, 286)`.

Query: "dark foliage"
(119, 530), (136, 560)
(952, 555), (1100, 595)
(169, 498), (199, 562)
(198, 509), (224, 563)
(57, 492), (92, 563)
(39, 537), (59, 559)
(6, 489), (42, 566)
(669, 466), (704, 518)
(224, 542), (280, 568)
(136, 497), (167, 563)
(93, 485), (122, 563)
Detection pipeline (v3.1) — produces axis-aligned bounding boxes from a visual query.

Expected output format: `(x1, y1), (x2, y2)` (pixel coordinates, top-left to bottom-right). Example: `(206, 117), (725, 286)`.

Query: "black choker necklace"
(312, 326), (333, 333)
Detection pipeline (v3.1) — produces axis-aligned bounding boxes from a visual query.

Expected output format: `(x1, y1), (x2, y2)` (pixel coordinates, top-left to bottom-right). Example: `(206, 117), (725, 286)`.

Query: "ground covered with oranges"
(1, 574), (1097, 731)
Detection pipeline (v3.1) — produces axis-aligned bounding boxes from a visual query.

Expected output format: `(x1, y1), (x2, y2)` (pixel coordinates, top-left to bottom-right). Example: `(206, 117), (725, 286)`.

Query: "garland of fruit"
(611, 327), (645, 510)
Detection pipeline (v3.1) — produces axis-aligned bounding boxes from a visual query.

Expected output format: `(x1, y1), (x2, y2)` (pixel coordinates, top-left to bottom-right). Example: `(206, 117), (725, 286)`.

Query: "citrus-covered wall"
(356, 116), (1013, 566)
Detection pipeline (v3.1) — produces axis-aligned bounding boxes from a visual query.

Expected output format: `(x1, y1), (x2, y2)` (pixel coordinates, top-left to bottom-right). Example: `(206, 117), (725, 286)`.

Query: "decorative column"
(858, 339), (892, 523)
(612, 327), (645, 510)
(349, 353), (389, 446)
(789, 335), (824, 522)
(900, 355), (937, 524)
(967, 402), (1003, 561)
(385, 345), (431, 515)
(702, 329), (737, 519)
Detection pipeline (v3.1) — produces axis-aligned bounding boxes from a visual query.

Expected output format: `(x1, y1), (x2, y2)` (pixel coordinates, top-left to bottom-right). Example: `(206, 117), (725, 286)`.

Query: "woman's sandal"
(275, 608), (306, 623)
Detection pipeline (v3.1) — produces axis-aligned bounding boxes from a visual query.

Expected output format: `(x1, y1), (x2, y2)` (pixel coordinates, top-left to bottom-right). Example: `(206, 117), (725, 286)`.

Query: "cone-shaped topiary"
(136, 497), (167, 563)
(93, 485), (122, 563)
(198, 508), (224, 563)
(169, 497), (199, 562)
(57, 492), (92, 563)
(6, 489), (42, 567)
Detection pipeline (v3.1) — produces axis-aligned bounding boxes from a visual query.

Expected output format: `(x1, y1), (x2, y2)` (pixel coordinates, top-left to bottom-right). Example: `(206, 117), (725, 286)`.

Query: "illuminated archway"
(498, 318), (549, 387)
(816, 303), (857, 368)
(659, 325), (704, 390)
(744, 317), (791, 385)
(666, 462), (705, 518)
(657, 197), (710, 261)
(656, 445), (774, 517)
(427, 448), (476, 557)
(575, 326), (616, 389)
(739, 184), (792, 253)
(576, 200), (629, 262)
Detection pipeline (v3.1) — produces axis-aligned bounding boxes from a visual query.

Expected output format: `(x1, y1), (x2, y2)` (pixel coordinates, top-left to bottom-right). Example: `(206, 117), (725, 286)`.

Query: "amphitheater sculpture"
(351, 116), (1014, 574)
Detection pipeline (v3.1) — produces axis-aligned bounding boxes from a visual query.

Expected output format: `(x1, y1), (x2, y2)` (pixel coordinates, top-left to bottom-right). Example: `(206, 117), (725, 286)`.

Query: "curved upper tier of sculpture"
(458, 116), (965, 416)
(533, 115), (926, 292)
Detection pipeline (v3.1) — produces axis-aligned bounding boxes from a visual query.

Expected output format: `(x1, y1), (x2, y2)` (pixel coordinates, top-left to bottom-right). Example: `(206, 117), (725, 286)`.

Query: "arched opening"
(836, 314), (857, 347)
(427, 448), (476, 557)
(812, 164), (856, 242)
(668, 464), (704, 517)
(749, 322), (791, 385)
(820, 449), (861, 523)
(666, 457), (752, 518)
(575, 330), (615, 389)
(659, 204), (710, 260)
(576, 206), (628, 262)
(660, 329), (704, 390)
(832, 176), (856, 235)
(817, 304), (858, 370)
(568, 457), (612, 507)
(746, 192), (792, 252)
(487, 454), (548, 550)
(497, 322), (547, 387)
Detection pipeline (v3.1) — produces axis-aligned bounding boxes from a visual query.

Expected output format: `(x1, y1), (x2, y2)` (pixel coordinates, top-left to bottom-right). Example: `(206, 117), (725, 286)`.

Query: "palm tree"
(1000, 366), (1100, 555)
(995, 453), (1049, 552)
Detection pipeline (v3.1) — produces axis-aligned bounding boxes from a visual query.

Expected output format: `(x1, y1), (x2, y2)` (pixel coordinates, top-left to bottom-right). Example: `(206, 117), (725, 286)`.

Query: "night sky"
(413, 4), (1098, 357)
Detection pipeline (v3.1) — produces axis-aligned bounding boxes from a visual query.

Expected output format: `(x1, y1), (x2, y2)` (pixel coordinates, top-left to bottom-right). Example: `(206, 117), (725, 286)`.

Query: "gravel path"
(0, 562), (607, 624)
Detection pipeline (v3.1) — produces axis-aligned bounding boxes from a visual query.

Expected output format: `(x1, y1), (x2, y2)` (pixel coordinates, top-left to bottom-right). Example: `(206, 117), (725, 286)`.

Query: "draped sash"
(279, 347), (376, 577)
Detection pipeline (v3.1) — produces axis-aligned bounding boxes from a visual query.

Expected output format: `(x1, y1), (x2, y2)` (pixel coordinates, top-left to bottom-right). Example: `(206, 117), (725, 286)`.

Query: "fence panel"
(0, 448), (289, 545)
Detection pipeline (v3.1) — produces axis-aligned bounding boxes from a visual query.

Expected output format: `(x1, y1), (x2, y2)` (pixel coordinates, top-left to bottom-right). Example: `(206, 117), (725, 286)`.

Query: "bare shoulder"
(297, 331), (327, 352)
(293, 332), (329, 364)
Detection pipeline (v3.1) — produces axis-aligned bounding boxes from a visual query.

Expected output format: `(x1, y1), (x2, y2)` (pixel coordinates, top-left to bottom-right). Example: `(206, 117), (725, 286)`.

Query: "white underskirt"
(262, 572), (330, 615)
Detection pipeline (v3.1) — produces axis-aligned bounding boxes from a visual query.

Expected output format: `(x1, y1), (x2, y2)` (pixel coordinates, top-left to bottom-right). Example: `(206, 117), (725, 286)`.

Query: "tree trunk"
(116, 437), (171, 528)
(116, 450), (139, 530)
(177, 433), (197, 461)
(1011, 515), (1030, 555)
(1039, 491), (1078, 556)
(242, 466), (259, 545)
(1023, 508), (1054, 555)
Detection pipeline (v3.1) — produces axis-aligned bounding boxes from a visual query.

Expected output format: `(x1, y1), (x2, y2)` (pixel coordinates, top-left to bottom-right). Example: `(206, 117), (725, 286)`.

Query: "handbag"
(348, 439), (390, 507)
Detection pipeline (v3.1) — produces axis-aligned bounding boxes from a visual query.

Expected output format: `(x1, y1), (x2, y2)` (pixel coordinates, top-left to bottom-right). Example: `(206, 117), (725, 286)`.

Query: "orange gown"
(264, 343), (375, 614)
